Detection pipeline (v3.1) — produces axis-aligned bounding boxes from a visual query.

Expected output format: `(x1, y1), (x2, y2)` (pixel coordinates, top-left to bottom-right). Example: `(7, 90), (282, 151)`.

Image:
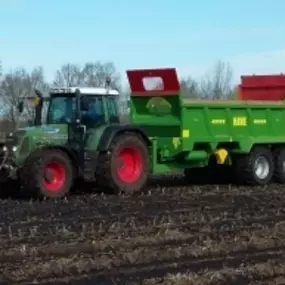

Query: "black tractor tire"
(273, 147), (285, 183)
(96, 133), (149, 194)
(233, 146), (274, 185)
(21, 149), (74, 198)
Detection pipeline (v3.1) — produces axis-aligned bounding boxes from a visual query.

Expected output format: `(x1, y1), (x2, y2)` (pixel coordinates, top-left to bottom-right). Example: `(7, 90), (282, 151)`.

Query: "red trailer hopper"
(238, 74), (285, 101)
(126, 68), (180, 96)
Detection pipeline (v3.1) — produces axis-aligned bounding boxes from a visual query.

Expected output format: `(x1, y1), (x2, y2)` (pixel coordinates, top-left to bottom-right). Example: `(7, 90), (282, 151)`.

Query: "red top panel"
(238, 74), (285, 101)
(126, 68), (180, 96)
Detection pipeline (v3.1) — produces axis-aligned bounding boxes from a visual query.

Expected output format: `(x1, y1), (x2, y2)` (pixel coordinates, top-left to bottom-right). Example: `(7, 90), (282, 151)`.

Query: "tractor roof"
(49, 87), (119, 96)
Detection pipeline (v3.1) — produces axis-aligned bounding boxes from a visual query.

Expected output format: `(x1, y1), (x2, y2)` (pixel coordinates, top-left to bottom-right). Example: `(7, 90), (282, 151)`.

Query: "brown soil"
(0, 175), (285, 284)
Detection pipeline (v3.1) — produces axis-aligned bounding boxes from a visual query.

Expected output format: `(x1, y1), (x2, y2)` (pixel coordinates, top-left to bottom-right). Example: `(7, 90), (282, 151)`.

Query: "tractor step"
(83, 150), (98, 181)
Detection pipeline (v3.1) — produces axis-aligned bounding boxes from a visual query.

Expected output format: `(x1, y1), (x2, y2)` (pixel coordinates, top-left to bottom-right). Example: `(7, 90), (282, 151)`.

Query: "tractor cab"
(17, 82), (121, 129)
(46, 86), (120, 128)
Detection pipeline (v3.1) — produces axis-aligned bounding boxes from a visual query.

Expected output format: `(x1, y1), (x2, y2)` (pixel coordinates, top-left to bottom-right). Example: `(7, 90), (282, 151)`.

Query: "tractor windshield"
(47, 95), (76, 124)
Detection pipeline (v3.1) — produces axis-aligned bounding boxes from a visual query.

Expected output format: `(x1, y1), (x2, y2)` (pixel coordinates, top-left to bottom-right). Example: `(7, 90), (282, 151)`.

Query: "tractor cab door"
(80, 95), (105, 128)
(63, 98), (86, 173)
(76, 95), (106, 181)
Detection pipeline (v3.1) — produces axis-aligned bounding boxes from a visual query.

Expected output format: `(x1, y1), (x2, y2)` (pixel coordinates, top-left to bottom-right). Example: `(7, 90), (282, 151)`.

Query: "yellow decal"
(172, 137), (181, 149)
(211, 119), (226, 124)
(33, 96), (40, 106)
(214, 148), (228, 164)
(253, 119), (267, 124)
(233, 116), (247, 126)
(182, 129), (190, 138)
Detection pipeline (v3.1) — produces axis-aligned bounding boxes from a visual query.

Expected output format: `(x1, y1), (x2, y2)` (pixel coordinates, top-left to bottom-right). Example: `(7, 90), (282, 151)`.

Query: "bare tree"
(180, 77), (200, 98)
(82, 61), (121, 90)
(53, 61), (121, 89)
(199, 60), (234, 99)
(53, 64), (83, 87)
(0, 66), (49, 130)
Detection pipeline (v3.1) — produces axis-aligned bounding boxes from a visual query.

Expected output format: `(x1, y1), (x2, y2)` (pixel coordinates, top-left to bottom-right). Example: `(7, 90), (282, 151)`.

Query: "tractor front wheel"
(96, 133), (149, 194)
(21, 149), (74, 198)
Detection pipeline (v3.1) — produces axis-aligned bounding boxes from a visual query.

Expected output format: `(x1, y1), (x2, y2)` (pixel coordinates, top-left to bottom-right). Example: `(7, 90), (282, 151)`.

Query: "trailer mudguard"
(97, 125), (150, 151)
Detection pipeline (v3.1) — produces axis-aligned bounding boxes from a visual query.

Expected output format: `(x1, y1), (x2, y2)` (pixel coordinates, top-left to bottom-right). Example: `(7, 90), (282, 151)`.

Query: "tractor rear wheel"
(21, 149), (74, 198)
(96, 133), (149, 194)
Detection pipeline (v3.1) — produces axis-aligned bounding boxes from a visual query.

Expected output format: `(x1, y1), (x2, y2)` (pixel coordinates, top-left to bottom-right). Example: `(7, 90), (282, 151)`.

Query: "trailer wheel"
(96, 133), (149, 194)
(21, 149), (74, 198)
(273, 147), (285, 183)
(234, 146), (274, 185)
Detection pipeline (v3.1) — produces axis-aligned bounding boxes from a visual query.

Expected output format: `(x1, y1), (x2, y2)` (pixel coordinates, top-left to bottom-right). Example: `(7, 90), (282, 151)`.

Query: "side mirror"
(34, 89), (43, 99)
(17, 101), (24, 113)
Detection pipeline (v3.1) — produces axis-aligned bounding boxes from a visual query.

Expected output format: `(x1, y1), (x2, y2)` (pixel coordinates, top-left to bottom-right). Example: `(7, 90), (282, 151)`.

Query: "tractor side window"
(105, 96), (119, 123)
(48, 96), (76, 124)
(81, 96), (105, 128)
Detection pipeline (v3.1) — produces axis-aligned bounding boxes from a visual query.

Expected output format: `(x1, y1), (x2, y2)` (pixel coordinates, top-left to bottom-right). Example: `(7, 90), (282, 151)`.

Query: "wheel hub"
(117, 147), (143, 183)
(42, 161), (66, 192)
(254, 156), (270, 180)
(118, 158), (125, 169)
(44, 170), (53, 182)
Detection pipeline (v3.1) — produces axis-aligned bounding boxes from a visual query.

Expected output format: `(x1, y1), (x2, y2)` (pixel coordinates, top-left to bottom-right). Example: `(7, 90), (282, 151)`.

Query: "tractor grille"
(5, 135), (17, 151)
(5, 130), (25, 150)
(5, 130), (26, 154)
(19, 137), (30, 155)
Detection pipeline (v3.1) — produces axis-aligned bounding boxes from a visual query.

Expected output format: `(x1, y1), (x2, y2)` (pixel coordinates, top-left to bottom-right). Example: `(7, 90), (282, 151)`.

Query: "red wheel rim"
(117, 147), (143, 183)
(42, 161), (66, 192)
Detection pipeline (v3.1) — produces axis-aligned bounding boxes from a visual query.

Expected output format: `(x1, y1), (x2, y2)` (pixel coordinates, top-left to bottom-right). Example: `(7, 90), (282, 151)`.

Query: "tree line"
(0, 59), (237, 133)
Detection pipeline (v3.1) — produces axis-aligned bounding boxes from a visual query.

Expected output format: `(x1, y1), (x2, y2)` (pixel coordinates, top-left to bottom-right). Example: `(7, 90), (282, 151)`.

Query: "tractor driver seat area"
(80, 96), (105, 128)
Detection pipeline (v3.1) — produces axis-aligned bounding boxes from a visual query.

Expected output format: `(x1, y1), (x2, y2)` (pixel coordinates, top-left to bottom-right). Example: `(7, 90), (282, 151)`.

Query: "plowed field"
(1, 175), (285, 285)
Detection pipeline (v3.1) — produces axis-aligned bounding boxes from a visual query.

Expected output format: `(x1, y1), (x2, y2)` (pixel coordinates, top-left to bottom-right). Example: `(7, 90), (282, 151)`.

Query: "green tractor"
(0, 81), (150, 198)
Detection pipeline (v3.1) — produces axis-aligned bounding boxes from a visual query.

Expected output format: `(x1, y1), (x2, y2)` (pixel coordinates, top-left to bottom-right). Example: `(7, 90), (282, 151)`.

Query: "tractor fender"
(97, 125), (150, 151)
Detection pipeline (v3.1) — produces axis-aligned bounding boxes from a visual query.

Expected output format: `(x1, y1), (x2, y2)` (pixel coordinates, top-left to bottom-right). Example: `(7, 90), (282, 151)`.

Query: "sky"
(1, 0), (285, 86)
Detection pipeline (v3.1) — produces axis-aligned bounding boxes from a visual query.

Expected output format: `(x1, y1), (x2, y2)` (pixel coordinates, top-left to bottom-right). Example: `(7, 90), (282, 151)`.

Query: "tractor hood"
(0, 124), (69, 166)
(17, 124), (69, 145)
(19, 124), (67, 135)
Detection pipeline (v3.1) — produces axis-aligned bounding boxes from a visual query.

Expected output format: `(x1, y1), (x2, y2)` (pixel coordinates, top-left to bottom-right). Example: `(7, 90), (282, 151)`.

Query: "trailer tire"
(273, 147), (285, 183)
(233, 146), (274, 185)
(96, 133), (149, 194)
(21, 149), (74, 198)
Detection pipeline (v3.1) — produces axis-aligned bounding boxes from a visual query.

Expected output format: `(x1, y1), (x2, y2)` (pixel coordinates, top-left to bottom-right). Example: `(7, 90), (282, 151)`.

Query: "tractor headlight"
(12, 146), (17, 152)
(2, 146), (7, 152)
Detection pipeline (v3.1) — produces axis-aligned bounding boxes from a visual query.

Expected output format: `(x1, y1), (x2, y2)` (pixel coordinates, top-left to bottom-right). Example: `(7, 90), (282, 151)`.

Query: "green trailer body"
(127, 68), (285, 175)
